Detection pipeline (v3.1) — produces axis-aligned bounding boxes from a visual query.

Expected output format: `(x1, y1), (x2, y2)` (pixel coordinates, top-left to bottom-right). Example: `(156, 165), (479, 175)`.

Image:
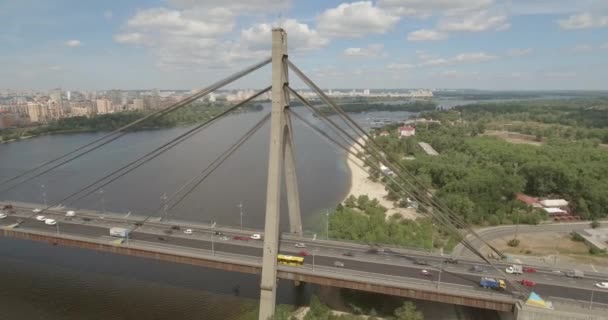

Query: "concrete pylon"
(258, 28), (302, 320)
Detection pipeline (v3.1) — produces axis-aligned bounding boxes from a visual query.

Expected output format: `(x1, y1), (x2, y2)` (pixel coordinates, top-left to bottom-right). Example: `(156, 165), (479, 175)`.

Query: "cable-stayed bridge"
(1, 29), (606, 320)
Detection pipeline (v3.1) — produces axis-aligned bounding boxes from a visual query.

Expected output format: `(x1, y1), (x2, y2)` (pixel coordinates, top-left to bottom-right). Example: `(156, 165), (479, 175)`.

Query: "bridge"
(1, 29), (607, 319)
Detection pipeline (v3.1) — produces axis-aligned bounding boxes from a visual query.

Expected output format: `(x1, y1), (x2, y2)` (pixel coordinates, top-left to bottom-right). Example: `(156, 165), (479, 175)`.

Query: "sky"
(1, 0), (607, 91)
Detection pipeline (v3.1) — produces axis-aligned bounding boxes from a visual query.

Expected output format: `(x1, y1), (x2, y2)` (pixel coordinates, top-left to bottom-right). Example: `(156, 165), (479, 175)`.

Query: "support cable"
(288, 60), (505, 259)
(0, 57), (271, 191)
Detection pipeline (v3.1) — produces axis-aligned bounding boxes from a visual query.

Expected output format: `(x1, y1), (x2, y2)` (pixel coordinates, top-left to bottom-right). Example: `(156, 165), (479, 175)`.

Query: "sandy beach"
(344, 137), (419, 220)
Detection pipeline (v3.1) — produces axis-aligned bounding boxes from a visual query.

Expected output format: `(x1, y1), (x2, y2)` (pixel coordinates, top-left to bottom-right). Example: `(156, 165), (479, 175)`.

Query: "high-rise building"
(26, 102), (41, 123)
(96, 99), (112, 114)
(66, 91), (71, 101)
(131, 98), (144, 110)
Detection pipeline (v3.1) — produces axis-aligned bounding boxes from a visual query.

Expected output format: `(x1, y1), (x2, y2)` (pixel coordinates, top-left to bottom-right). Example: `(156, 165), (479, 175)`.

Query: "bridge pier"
(259, 28), (302, 320)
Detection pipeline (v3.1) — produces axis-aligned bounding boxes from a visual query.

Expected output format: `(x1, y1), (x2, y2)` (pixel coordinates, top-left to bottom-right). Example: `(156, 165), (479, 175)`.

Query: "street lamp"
(312, 249), (317, 271)
(211, 233), (215, 255)
(161, 193), (168, 221)
(237, 201), (244, 230)
(437, 261), (444, 289)
(325, 209), (330, 240)
(41, 184), (47, 207)
(99, 189), (105, 214)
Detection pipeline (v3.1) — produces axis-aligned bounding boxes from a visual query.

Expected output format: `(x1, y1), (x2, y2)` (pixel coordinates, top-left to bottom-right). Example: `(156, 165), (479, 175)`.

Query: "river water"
(0, 103), (496, 319)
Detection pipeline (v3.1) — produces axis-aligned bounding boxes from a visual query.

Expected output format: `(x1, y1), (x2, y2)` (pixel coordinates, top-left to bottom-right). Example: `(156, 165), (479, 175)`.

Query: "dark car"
(343, 251), (355, 257)
(214, 231), (223, 236)
(171, 225), (181, 230)
(233, 235), (249, 241)
(469, 265), (485, 273)
(298, 250), (310, 257)
(158, 236), (167, 241)
(445, 258), (458, 264)
(3, 205), (13, 210)
(413, 260), (428, 266)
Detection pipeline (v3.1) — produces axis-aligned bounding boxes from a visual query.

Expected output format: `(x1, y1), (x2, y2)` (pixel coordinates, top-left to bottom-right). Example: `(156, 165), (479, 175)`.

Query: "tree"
(591, 220), (600, 229)
(393, 301), (423, 320)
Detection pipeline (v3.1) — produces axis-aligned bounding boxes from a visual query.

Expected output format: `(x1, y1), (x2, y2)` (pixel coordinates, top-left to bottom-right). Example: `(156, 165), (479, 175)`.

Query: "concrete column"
(284, 112), (303, 236)
(259, 28), (289, 320)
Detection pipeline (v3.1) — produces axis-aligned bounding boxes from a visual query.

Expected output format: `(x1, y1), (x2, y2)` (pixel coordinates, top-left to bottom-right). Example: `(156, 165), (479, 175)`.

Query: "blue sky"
(1, 0), (607, 90)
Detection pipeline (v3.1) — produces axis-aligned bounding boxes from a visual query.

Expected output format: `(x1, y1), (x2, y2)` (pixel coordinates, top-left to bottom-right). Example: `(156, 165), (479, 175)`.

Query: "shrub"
(507, 238), (520, 247)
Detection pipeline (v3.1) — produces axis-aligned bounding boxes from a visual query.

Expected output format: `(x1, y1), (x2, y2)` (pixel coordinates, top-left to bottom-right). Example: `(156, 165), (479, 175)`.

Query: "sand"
(344, 137), (419, 220)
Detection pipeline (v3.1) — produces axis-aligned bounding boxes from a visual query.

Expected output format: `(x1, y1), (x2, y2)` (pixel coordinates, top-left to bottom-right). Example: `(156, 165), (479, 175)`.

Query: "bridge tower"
(259, 28), (303, 319)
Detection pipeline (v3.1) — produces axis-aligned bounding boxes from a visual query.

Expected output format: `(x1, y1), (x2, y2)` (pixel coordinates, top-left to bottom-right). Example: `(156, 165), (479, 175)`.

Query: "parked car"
(66, 211), (76, 217)
(294, 242), (306, 248)
(333, 261), (344, 267)
(233, 235), (249, 241)
(445, 258), (458, 264)
(32, 208), (42, 213)
(44, 219), (57, 226)
(183, 229), (193, 235)
(219, 235), (229, 241)
(521, 279), (536, 287)
(298, 251), (310, 257)
(171, 225), (181, 230)
(0, 213), (7, 219)
(36, 215), (46, 221)
(523, 266), (537, 273)
(214, 231), (223, 236)
(595, 282), (608, 289)
(342, 251), (354, 257)
(250, 233), (262, 240)
(413, 260), (428, 266)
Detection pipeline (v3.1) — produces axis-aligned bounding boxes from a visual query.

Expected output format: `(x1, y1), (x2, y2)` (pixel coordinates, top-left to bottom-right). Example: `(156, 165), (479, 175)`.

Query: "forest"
(367, 103), (608, 225)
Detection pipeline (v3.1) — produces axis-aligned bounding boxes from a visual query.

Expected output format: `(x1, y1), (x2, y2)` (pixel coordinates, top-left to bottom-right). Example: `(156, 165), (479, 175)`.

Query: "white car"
(44, 219), (57, 225)
(183, 229), (193, 235)
(36, 215), (46, 221)
(0, 213), (7, 219)
(333, 261), (345, 267)
(294, 242), (306, 248)
(66, 210), (76, 217)
(596, 282), (608, 289)
(32, 208), (42, 213)
(250, 233), (262, 240)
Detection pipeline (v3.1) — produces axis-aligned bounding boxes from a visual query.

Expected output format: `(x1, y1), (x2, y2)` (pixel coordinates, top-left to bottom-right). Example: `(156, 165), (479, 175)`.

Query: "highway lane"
(3, 213), (608, 305)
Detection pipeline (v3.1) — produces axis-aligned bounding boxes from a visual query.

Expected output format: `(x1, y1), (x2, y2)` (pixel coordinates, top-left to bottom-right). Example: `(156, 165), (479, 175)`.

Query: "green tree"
(393, 302), (423, 320)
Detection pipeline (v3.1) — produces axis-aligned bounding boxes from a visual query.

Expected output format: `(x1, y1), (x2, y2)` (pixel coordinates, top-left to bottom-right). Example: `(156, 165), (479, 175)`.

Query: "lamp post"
(99, 189), (105, 214)
(161, 193), (168, 221)
(325, 209), (330, 240)
(312, 249), (317, 271)
(238, 201), (244, 230)
(211, 233), (215, 255)
(41, 184), (47, 207)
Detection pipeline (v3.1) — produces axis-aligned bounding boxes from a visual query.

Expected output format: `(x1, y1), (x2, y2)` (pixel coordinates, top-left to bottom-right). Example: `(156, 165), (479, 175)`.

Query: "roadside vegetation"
(329, 195), (457, 251)
(316, 101), (436, 115)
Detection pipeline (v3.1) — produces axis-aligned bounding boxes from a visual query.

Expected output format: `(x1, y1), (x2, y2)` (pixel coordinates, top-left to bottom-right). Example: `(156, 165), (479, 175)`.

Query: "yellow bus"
(277, 254), (304, 266)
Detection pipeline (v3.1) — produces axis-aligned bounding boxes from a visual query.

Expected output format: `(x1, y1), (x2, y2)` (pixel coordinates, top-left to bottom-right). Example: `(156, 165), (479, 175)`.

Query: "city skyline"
(1, 0), (607, 90)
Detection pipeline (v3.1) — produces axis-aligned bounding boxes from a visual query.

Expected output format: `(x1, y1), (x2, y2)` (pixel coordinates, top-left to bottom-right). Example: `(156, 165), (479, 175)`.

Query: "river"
(0, 104), (498, 319)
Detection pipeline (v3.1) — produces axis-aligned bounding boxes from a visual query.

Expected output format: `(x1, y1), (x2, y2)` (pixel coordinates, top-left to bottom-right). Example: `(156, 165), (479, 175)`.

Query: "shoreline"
(343, 136), (419, 220)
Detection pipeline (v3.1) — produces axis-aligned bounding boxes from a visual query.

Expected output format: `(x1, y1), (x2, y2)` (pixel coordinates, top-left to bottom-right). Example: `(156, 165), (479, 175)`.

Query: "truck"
(480, 277), (507, 290)
(506, 264), (523, 274)
(566, 269), (584, 278)
(109, 227), (131, 238)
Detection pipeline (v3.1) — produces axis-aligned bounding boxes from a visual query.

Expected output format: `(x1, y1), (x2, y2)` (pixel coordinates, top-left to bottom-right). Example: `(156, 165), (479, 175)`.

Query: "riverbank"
(344, 137), (419, 220)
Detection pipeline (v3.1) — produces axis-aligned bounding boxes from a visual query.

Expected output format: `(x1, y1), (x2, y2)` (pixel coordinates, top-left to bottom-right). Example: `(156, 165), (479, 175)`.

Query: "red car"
(298, 250), (310, 257)
(523, 267), (537, 273)
(521, 279), (536, 287)
(233, 235), (249, 241)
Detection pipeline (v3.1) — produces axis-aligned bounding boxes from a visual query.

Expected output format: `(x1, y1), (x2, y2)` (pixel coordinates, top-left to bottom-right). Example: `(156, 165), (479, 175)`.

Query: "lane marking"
(591, 264), (598, 272)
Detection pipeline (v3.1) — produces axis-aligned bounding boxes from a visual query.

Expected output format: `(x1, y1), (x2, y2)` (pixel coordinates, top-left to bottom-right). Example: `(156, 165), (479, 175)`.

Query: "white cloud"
(241, 19), (328, 51)
(104, 10), (113, 20)
(126, 7), (233, 37)
(378, 0), (492, 16)
(407, 29), (448, 41)
(570, 44), (594, 53)
(545, 71), (576, 78)
(167, 0), (290, 11)
(452, 52), (498, 63)
(65, 40), (81, 47)
(438, 11), (510, 32)
(317, 1), (400, 37)
(113, 32), (145, 44)
(558, 13), (608, 29)
(507, 48), (532, 57)
(387, 63), (415, 70)
(343, 44), (385, 57)
(436, 70), (480, 78)
(602, 43), (608, 49)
